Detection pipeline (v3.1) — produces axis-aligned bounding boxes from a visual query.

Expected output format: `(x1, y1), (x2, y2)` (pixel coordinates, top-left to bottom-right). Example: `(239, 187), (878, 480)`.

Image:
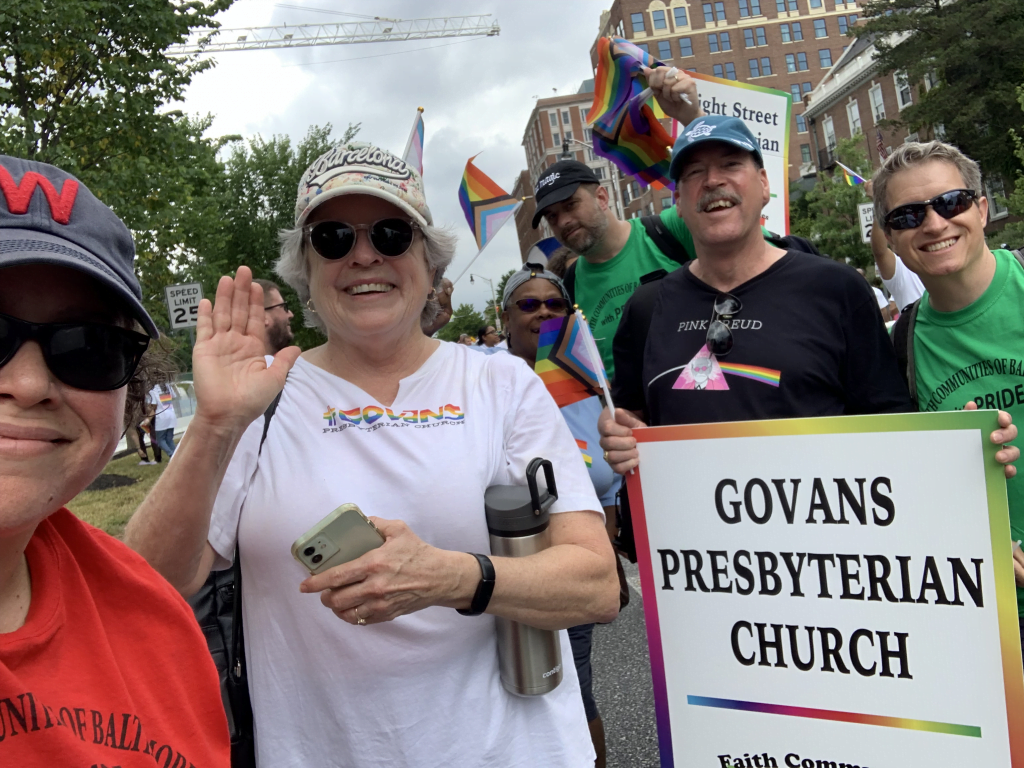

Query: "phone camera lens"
(312, 554), (323, 564)
(303, 546), (315, 557)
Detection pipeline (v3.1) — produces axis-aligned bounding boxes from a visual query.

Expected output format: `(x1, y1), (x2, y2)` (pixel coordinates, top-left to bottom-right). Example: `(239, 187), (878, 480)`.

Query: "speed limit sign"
(164, 282), (204, 330)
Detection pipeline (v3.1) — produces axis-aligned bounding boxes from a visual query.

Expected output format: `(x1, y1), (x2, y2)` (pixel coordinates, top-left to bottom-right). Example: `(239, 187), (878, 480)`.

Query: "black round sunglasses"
(883, 189), (978, 231)
(305, 218), (420, 260)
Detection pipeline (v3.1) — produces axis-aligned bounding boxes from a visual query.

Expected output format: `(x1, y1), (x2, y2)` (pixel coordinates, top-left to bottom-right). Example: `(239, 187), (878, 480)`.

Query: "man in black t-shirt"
(599, 115), (913, 473)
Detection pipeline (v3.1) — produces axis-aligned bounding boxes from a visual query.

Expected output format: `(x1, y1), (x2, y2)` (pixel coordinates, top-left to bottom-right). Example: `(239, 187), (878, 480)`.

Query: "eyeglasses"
(305, 218), (420, 260)
(513, 298), (572, 314)
(883, 189), (978, 231)
(706, 293), (742, 357)
(264, 302), (288, 312)
(0, 312), (150, 391)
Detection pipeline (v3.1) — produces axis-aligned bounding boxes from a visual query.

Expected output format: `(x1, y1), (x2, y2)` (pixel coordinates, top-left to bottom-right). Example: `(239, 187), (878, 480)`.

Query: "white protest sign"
(686, 73), (792, 234)
(859, 202), (875, 244)
(627, 411), (1024, 768)
(164, 282), (203, 330)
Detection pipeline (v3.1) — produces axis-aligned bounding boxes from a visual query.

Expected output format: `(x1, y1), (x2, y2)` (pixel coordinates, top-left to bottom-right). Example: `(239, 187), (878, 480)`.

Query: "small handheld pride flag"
(835, 160), (866, 187)
(402, 107), (425, 176)
(587, 37), (677, 190)
(458, 155), (520, 251)
(534, 311), (615, 414)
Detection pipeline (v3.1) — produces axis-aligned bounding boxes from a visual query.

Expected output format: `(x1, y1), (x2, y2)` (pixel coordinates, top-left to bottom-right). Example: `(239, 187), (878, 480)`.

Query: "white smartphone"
(291, 503), (385, 576)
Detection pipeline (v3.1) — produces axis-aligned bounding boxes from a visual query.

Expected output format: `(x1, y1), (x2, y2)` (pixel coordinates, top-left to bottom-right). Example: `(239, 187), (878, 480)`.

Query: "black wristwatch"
(457, 553), (496, 616)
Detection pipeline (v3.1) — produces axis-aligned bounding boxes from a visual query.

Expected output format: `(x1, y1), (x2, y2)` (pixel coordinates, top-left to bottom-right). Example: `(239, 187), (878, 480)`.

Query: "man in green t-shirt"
(874, 140), (1024, 657)
(531, 68), (703, 379)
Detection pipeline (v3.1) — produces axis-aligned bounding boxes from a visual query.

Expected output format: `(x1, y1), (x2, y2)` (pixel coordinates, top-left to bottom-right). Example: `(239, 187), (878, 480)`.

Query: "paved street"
(592, 558), (661, 768)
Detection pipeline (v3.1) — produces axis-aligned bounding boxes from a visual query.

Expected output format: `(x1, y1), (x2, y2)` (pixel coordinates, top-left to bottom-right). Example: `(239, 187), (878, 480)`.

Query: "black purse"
(188, 391), (283, 767)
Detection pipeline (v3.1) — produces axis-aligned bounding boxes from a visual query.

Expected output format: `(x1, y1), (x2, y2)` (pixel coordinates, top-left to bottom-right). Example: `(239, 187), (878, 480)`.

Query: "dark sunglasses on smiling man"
(883, 189), (978, 231)
(306, 218), (420, 260)
(0, 313), (150, 391)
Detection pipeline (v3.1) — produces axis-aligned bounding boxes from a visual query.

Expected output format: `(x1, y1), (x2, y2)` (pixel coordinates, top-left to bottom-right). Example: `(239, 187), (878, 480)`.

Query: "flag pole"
(451, 200), (524, 286)
(834, 160), (865, 183)
(403, 106), (424, 164)
(574, 309), (616, 415)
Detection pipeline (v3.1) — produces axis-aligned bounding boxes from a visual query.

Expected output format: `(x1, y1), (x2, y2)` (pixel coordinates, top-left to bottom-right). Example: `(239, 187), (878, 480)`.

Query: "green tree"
(437, 303), (486, 343)
(993, 77), (1024, 249)
(856, 0), (1024, 181)
(790, 136), (873, 268)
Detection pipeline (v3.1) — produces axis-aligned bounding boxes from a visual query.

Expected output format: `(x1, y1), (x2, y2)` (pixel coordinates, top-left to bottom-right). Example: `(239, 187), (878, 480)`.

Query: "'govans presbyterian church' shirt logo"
(322, 404), (466, 433)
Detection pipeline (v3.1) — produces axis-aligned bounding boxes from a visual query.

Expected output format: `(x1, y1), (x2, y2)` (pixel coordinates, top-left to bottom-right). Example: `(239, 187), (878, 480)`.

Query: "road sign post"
(164, 283), (204, 331)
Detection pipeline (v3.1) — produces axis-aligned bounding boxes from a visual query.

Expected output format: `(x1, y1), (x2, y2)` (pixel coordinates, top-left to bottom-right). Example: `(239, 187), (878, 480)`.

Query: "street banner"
(164, 282), (203, 330)
(626, 411), (1023, 767)
(859, 202), (875, 245)
(683, 73), (792, 234)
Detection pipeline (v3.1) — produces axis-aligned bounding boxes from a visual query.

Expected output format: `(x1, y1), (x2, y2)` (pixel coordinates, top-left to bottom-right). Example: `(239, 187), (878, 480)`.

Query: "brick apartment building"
(802, 32), (1012, 230)
(590, 0), (862, 219)
(512, 80), (623, 261)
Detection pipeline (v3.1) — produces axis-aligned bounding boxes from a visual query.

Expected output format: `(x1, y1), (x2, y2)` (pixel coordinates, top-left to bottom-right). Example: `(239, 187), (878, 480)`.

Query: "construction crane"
(168, 14), (500, 56)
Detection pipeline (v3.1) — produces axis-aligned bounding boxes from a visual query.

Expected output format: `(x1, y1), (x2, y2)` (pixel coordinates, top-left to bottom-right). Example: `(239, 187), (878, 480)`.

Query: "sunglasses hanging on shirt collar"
(705, 293), (742, 357)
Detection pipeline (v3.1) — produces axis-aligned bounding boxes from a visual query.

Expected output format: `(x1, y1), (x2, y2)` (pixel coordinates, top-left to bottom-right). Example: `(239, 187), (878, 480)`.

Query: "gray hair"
(873, 141), (983, 230)
(275, 224), (458, 333)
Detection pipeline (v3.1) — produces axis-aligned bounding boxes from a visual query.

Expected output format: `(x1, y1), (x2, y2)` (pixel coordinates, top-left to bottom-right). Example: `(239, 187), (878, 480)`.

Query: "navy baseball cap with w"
(0, 155), (158, 338)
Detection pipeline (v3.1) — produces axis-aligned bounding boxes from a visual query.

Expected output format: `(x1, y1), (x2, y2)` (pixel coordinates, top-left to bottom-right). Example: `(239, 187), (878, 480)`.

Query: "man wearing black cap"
(0, 155), (229, 766)
(532, 68), (704, 381)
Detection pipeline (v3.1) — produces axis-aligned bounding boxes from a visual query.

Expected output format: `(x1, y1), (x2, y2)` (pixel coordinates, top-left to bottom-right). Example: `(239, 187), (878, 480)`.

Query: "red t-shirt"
(0, 508), (229, 767)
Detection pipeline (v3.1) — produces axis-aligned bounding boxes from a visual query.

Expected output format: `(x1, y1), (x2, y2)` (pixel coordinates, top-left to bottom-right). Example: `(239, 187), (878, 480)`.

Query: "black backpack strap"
(259, 389), (283, 453)
(641, 214), (690, 264)
(564, 258), (578, 304)
(1011, 249), (1024, 269)
(891, 300), (921, 410)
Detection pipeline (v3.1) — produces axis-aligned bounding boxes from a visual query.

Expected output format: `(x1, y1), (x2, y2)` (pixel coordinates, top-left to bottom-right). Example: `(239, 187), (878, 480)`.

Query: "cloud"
(180, 0), (606, 311)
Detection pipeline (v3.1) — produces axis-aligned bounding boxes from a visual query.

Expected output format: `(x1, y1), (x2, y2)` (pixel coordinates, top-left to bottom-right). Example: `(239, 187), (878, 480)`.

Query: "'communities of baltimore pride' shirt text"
(0, 509), (229, 768)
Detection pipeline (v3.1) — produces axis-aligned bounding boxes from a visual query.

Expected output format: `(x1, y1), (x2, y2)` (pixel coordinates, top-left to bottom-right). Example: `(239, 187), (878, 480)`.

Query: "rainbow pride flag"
(587, 37), (674, 189)
(835, 160), (866, 186)
(402, 108), (425, 176)
(458, 155), (519, 250)
(535, 314), (607, 407)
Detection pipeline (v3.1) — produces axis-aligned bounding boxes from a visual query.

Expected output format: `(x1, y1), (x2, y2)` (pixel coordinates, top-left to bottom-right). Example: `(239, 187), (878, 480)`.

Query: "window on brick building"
(755, 26), (767, 45)
(846, 100), (861, 133)
(638, 43), (649, 53)
(895, 71), (913, 109)
(760, 57), (772, 75)
(725, 62), (737, 79)
(780, 23), (791, 42)
(814, 19), (827, 37)
(796, 114), (807, 132)
(652, 9), (667, 29)
(786, 54), (796, 73)
(802, 82), (812, 95)
(720, 32), (732, 50)
(561, 110), (570, 124)
(658, 40), (672, 59)
(749, 59), (761, 77)
(564, 130), (573, 143)
(744, 29), (755, 47)
(631, 13), (645, 33)
(739, 0), (761, 17)
(714, 63), (724, 78)
(790, 84), (801, 102)
(801, 144), (812, 163)
(679, 37), (693, 56)
(715, 2), (726, 20)
(674, 7), (689, 27)
(819, 49), (832, 67)
(703, 3), (715, 22)
(709, 33), (720, 53)
(810, 0), (822, 7)
(552, 132), (560, 146)
(549, 112), (557, 127)
(869, 83), (886, 122)
(796, 52), (808, 70)
(837, 15), (849, 34)
(792, 22), (803, 40)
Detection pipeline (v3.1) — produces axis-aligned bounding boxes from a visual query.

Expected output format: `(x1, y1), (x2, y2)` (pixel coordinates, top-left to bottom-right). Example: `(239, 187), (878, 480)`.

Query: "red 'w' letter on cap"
(0, 165), (79, 225)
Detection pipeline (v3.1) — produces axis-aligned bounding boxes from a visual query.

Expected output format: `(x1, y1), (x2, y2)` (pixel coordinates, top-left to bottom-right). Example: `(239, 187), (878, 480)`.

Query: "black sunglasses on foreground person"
(124, 142), (618, 767)
(0, 155), (230, 767)
(597, 118), (1019, 553)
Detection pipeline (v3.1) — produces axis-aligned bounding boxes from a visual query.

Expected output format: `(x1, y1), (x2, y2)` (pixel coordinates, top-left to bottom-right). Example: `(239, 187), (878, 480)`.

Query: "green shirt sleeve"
(659, 206), (696, 260)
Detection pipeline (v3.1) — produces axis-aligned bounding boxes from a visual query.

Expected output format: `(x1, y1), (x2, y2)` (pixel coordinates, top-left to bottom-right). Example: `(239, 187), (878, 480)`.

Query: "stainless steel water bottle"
(485, 457), (563, 696)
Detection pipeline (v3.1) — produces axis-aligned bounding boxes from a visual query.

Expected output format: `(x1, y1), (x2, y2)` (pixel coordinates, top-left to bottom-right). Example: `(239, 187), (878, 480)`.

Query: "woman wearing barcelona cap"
(125, 142), (619, 767)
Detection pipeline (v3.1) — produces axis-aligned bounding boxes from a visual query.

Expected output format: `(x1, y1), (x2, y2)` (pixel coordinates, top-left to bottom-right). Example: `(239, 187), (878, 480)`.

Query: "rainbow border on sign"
(683, 71), (792, 235)
(687, 695), (981, 737)
(625, 410), (1024, 768)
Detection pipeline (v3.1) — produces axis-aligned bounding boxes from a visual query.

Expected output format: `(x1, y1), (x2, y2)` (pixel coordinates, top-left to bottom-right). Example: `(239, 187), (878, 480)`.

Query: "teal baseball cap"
(669, 115), (764, 181)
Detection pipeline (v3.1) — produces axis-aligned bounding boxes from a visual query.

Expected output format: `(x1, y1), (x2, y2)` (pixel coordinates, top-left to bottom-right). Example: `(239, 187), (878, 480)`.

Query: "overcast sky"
(179, 0), (608, 314)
